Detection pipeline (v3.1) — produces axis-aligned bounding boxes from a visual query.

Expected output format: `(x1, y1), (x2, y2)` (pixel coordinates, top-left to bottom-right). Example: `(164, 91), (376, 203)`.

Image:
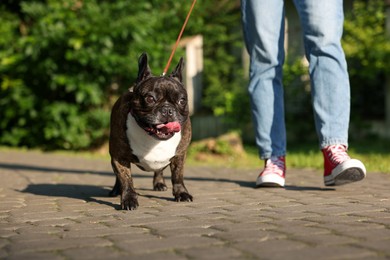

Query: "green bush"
(2, 0), (201, 150)
(0, 0), (245, 150)
(342, 0), (390, 120)
(0, 0), (144, 149)
(0, 0), (388, 150)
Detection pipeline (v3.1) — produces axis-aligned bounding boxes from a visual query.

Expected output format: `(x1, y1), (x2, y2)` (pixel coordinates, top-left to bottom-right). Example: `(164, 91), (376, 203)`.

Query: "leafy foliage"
(0, 0), (244, 149)
(1, 0), (152, 149)
(0, 0), (388, 150)
(342, 0), (390, 120)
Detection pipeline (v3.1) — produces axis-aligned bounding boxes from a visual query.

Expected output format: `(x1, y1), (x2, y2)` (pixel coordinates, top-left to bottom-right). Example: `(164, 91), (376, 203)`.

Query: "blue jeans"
(241, 0), (350, 159)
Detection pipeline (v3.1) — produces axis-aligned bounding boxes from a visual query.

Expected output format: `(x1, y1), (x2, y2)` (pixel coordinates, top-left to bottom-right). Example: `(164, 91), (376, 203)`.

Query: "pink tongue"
(156, 122), (181, 133)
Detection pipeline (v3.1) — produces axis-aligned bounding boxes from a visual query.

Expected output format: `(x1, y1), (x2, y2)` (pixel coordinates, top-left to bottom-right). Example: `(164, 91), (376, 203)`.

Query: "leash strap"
(162, 0), (197, 76)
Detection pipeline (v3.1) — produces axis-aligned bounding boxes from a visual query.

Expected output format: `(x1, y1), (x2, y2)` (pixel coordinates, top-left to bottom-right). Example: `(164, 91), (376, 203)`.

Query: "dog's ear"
(136, 53), (152, 84)
(169, 57), (185, 83)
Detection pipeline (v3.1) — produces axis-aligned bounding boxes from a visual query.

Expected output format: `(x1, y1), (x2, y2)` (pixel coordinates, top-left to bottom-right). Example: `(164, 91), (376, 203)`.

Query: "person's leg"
(293, 0), (366, 185)
(293, 0), (349, 147)
(241, 0), (286, 160)
(241, 0), (287, 187)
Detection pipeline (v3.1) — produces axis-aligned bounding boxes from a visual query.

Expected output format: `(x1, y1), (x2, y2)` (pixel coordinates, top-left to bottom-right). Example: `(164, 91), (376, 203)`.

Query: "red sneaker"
(322, 145), (366, 186)
(256, 156), (285, 188)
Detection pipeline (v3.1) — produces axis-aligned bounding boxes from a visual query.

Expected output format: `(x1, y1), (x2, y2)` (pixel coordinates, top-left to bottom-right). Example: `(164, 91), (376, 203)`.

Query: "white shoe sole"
(324, 159), (366, 186)
(256, 173), (285, 188)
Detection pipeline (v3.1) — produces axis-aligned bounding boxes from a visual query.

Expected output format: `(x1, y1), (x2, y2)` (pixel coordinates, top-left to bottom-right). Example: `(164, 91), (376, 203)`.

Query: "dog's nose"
(161, 106), (174, 116)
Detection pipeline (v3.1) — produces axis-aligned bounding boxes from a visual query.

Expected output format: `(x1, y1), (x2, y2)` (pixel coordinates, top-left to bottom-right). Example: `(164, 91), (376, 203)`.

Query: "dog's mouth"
(142, 122), (181, 140)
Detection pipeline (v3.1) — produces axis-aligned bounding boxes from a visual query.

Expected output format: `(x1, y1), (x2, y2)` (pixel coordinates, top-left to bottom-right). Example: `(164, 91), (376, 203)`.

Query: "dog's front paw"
(175, 192), (193, 202)
(173, 184), (193, 202)
(153, 183), (168, 191)
(121, 191), (139, 210)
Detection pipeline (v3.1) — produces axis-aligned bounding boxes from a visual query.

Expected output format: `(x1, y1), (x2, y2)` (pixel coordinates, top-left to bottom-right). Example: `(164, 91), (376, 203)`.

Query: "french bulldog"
(109, 53), (193, 210)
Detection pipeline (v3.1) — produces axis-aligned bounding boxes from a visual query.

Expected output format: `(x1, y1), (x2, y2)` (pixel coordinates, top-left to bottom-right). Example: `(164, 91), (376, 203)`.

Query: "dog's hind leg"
(109, 175), (121, 197)
(153, 169), (168, 191)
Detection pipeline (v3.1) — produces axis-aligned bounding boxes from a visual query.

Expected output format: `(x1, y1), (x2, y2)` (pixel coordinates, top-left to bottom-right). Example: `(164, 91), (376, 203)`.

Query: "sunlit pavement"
(0, 150), (389, 259)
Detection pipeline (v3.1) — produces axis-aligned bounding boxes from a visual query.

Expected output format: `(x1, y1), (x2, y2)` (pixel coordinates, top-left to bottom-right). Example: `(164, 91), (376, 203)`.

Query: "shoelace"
(263, 156), (285, 175)
(325, 145), (350, 164)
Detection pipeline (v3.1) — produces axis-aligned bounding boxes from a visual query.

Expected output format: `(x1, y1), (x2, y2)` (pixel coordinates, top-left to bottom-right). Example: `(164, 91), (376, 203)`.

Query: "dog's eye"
(145, 95), (155, 104)
(179, 98), (187, 106)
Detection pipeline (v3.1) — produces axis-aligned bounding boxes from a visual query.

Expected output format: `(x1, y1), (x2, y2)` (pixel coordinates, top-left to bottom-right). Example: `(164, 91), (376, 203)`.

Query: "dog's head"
(130, 53), (189, 140)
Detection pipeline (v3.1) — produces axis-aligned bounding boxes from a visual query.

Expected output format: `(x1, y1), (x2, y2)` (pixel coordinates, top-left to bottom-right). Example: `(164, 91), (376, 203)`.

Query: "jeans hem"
(260, 152), (286, 160)
(320, 140), (348, 150)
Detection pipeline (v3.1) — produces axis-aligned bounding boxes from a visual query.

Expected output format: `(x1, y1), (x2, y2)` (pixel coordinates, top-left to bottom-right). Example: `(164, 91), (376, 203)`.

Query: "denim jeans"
(241, 0), (350, 159)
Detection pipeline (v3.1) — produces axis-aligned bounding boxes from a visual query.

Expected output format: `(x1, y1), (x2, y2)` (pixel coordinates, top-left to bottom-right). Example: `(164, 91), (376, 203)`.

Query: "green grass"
(187, 139), (390, 173)
(286, 139), (390, 173)
(1, 138), (389, 173)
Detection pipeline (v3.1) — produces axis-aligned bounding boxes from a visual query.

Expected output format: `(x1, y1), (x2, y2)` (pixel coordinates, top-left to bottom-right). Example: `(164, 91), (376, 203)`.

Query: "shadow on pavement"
(183, 176), (255, 189)
(134, 174), (335, 191)
(19, 184), (120, 209)
(0, 162), (112, 176)
(8, 162), (335, 210)
(285, 185), (335, 191)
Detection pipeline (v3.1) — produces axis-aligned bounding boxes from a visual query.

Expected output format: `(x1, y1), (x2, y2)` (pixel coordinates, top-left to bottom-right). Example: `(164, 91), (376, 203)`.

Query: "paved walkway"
(0, 150), (389, 259)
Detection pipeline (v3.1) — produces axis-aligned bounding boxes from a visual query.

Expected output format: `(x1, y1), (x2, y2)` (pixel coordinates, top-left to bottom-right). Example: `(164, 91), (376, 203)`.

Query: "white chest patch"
(126, 113), (181, 172)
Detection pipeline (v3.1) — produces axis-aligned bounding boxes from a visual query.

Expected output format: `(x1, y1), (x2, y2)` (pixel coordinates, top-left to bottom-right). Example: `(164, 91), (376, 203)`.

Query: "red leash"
(162, 0), (197, 76)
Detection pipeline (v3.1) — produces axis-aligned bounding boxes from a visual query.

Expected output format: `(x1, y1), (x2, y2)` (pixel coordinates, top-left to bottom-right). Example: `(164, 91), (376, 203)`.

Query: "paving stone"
(6, 251), (65, 260)
(128, 251), (188, 260)
(61, 246), (128, 259)
(233, 239), (309, 258)
(0, 150), (389, 259)
(361, 238), (390, 255)
(5, 236), (112, 254)
(114, 235), (224, 255)
(263, 245), (379, 260)
(180, 245), (245, 259)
